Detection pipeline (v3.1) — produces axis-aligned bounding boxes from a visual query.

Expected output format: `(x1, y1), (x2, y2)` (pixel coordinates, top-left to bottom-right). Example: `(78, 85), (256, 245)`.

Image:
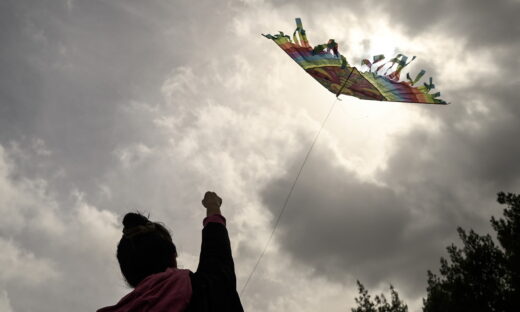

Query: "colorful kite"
(263, 18), (447, 104)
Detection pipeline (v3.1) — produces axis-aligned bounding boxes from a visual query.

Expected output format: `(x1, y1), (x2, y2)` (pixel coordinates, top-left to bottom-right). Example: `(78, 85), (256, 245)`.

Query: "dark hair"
(117, 212), (177, 288)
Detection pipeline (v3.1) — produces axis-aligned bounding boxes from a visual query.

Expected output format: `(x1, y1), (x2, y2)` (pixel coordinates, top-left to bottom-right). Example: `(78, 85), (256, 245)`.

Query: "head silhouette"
(117, 212), (177, 288)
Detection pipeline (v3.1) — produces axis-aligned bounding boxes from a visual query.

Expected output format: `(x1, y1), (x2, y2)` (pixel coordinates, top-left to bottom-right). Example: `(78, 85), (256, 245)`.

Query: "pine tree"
(351, 281), (408, 312)
(351, 192), (520, 312)
(423, 192), (520, 312)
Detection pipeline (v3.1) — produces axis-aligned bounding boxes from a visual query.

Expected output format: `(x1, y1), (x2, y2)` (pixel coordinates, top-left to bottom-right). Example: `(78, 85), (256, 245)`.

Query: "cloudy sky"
(1, 0), (520, 311)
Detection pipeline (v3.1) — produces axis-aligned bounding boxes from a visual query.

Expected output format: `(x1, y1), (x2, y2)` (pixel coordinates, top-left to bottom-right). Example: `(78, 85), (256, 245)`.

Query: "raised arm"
(188, 192), (243, 311)
(196, 191), (235, 279)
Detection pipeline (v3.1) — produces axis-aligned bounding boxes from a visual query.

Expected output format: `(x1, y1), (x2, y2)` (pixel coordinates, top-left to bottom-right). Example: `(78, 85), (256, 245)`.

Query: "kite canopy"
(263, 18), (447, 104)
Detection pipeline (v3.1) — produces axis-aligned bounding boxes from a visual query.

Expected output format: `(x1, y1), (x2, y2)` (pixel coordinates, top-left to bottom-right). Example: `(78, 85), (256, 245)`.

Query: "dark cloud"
(260, 141), (464, 295)
(260, 101), (520, 294)
(269, 0), (520, 50)
(377, 0), (520, 49)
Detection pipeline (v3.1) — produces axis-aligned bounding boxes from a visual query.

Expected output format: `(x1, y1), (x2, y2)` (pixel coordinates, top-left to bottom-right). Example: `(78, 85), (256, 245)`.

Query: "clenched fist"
(202, 191), (222, 216)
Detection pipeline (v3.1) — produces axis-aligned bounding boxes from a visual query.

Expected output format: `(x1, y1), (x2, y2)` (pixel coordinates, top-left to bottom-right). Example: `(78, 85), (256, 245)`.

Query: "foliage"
(423, 192), (520, 312)
(351, 281), (408, 312)
(351, 192), (520, 312)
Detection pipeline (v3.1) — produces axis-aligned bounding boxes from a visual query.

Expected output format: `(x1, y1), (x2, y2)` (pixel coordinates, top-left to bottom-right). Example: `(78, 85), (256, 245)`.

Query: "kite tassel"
(341, 55), (348, 69)
(294, 18), (310, 47)
(407, 69), (426, 86)
(373, 54), (385, 64)
(384, 54), (405, 75)
(423, 77), (435, 91)
(361, 59), (372, 71)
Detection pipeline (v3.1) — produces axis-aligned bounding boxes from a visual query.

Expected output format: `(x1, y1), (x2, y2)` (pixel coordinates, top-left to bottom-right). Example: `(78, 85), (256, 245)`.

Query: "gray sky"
(1, 0), (519, 311)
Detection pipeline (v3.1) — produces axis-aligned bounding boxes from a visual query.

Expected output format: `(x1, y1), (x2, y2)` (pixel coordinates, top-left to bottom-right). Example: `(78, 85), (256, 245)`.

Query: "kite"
(263, 18), (447, 104)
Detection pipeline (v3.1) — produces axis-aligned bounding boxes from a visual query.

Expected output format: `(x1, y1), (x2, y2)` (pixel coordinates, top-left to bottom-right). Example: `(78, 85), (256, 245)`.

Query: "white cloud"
(114, 143), (154, 169)
(0, 143), (124, 310)
(0, 145), (63, 236)
(0, 238), (59, 286)
(0, 291), (14, 312)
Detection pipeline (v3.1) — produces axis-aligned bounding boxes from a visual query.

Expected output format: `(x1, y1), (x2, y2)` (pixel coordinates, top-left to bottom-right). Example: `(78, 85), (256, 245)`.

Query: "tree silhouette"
(351, 281), (407, 312)
(423, 192), (520, 312)
(351, 192), (520, 312)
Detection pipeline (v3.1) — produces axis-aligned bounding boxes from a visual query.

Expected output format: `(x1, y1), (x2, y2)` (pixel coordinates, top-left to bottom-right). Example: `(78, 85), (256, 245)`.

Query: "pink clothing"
(97, 215), (227, 312)
(97, 268), (191, 312)
(203, 214), (226, 227)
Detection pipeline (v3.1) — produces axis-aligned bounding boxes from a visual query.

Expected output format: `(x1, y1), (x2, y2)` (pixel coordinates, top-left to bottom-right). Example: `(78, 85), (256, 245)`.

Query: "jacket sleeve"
(186, 216), (244, 312)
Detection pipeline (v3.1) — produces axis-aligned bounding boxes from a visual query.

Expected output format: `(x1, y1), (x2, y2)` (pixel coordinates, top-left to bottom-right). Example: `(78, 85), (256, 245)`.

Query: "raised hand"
(202, 191), (222, 216)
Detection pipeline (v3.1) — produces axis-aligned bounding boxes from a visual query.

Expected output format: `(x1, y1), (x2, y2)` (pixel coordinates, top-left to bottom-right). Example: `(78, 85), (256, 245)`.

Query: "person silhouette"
(97, 191), (243, 312)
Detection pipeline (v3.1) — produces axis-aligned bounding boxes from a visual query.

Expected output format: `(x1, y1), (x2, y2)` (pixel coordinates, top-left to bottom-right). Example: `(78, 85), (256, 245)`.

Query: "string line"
(240, 97), (338, 295)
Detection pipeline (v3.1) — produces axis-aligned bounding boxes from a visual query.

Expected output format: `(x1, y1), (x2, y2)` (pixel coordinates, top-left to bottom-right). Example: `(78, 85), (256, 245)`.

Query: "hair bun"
(122, 213), (150, 230)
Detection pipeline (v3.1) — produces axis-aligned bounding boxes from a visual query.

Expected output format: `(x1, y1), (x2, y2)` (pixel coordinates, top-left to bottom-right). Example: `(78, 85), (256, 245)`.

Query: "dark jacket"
(186, 221), (244, 311)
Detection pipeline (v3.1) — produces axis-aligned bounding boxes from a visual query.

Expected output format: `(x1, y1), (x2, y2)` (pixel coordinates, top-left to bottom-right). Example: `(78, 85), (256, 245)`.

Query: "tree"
(351, 281), (408, 312)
(350, 192), (520, 312)
(423, 192), (520, 312)
(492, 192), (520, 309)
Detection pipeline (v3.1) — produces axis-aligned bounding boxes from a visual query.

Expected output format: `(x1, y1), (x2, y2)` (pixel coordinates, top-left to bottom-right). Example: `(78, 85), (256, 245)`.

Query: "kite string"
(240, 97), (338, 296)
